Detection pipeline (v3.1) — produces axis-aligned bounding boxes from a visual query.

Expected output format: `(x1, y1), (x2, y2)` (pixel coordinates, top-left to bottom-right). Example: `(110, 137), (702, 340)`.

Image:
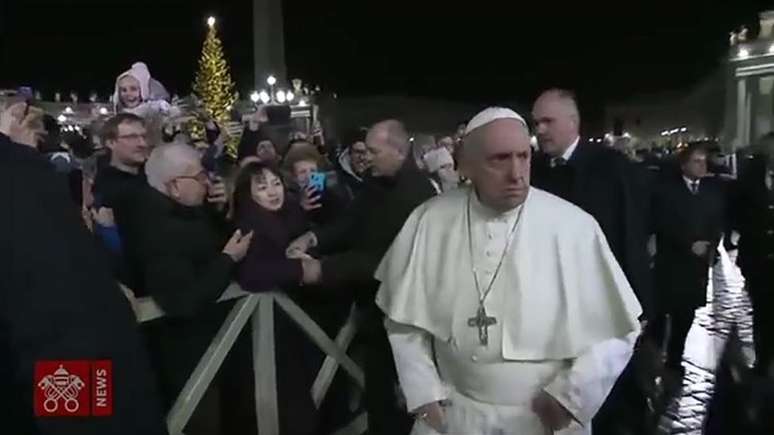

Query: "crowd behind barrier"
(5, 66), (774, 435)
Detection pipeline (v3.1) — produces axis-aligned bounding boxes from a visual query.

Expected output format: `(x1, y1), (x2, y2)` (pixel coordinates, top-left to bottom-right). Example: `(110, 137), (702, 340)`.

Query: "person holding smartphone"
(231, 160), (350, 435)
(284, 142), (349, 226)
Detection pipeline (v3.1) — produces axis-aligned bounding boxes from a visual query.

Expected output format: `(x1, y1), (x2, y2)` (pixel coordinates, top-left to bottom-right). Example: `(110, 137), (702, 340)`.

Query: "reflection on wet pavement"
(658, 247), (754, 434)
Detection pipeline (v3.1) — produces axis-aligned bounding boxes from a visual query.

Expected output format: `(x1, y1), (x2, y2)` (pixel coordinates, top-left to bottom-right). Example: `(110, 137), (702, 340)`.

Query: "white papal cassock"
(375, 187), (642, 435)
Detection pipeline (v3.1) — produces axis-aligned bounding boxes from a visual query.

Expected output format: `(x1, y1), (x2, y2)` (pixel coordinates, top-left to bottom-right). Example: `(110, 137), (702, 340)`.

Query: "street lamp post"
(259, 90), (271, 104)
(267, 75), (277, 103)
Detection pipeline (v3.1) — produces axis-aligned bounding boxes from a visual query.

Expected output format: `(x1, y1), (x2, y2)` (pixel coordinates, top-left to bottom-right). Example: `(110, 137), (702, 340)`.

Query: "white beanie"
(465, 107), (527, 136)
(113, 62), (151, 111)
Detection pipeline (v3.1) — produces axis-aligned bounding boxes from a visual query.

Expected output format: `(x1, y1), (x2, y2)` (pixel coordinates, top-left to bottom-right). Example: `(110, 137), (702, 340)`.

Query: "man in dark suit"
(650, 144), (725, 384)
(531, 89), (652, 312)
(531, 89), (654, 435)
(0, 102), (168, 435)
(287, 120), (438, 435)
(731, 144), (774, 377)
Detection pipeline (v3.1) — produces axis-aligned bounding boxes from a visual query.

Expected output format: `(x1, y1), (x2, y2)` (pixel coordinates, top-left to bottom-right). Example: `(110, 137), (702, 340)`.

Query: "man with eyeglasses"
(336, 127), (373, 200)
(94, 113), (149, 210)
(90, 113), (150, 288)
(132, 143), (253, 434)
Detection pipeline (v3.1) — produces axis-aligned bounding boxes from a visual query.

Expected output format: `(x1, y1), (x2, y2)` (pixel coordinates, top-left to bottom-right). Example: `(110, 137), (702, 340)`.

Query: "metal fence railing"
(130, 283), (367, 435)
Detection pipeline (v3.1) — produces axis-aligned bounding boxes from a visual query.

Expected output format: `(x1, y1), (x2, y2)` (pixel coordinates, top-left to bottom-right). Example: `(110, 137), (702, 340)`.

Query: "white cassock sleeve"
(543, 330), (639, 427)
(385, 318), (448, 413)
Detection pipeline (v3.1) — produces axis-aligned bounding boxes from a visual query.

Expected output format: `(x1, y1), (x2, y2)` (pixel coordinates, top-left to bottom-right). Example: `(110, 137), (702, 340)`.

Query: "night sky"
(1, 0), (771, 109)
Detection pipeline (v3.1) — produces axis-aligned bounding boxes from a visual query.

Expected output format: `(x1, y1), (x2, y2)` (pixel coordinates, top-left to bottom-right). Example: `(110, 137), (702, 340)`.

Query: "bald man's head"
(366, 119), (411, 177)
(532, 89), (581, 157)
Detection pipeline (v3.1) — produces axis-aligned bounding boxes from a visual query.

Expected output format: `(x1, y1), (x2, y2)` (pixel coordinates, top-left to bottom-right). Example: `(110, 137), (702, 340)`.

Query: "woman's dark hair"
(232, 161), (284, 216)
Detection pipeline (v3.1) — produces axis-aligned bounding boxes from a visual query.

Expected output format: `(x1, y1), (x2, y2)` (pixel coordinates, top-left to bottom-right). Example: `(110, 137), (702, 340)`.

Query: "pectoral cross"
(468, 304), (497, 346)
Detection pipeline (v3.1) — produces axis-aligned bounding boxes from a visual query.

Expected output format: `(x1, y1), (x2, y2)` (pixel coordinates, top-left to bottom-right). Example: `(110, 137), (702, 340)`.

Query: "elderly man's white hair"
(464, 107), (528, 136)
(146, 142), (202, 194)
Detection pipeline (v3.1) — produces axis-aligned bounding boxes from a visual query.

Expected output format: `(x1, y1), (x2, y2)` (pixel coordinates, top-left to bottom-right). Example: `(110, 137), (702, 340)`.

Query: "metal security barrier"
(132, 283), (367, 435)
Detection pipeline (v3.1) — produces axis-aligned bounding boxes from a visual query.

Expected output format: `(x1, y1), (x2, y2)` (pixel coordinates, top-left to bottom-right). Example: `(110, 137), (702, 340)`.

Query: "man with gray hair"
(376, 108), (641, 435)
(130, 142), (251, 312)
(125, 142), (253, 433)
(287, 119), (437, 435)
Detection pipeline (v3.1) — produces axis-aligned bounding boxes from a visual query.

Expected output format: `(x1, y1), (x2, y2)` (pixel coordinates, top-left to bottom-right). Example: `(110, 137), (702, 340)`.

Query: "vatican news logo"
(34, 360), (112, 417)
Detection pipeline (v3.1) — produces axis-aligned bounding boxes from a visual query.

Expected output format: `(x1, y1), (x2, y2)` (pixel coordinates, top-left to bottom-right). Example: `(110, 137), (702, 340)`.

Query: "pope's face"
(463, 119), (531, 212)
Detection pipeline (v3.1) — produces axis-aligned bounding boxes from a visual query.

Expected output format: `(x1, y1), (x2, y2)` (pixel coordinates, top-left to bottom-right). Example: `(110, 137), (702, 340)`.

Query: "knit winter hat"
(113, 62), (151, 111)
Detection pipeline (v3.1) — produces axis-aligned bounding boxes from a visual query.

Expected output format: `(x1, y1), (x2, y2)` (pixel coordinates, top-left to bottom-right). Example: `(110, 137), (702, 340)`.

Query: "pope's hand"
(414, 402), (447, 434)
(286, 231), (318, 258)
(532, 391), (573, 431)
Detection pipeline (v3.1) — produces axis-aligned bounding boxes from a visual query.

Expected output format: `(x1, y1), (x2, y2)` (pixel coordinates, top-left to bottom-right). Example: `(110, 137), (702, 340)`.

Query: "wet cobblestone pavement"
(657, 247), (754, 434)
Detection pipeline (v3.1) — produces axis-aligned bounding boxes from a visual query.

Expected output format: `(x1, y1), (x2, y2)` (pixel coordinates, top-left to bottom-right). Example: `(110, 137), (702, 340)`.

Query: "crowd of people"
(2, 61), (774, 435)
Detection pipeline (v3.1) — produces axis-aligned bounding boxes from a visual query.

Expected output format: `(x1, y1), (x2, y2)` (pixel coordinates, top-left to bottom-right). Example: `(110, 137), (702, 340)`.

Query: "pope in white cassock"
(374, 107), (642, 435)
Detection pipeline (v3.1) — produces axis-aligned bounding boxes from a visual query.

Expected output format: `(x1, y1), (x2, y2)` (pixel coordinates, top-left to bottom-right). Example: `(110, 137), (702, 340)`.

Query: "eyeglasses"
(116, 133), (147, 141)
(173, 170), (209, 185)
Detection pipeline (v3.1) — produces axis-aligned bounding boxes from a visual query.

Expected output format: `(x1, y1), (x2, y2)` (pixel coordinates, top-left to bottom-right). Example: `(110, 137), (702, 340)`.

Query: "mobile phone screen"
(309, 172), (326, 192)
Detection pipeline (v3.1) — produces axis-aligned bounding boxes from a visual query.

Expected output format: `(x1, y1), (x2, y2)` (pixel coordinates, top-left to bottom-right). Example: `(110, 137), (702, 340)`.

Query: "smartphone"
(308, 172), (327, 193)
(18, 87), (34, 116)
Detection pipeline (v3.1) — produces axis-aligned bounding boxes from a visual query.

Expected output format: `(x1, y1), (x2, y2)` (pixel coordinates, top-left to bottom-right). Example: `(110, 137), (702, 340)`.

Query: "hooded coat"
(113, 62), (173, 117)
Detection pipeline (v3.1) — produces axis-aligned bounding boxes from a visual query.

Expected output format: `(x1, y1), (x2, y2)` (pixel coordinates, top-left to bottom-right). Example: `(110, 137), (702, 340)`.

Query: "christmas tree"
(192, 16), (238, 156)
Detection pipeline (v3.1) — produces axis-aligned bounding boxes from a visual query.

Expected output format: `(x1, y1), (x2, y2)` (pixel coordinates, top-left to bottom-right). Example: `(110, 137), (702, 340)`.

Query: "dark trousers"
(361, 310), (413, 435)
(749, 284), (774, 375)
(650, 307), (697, 371)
